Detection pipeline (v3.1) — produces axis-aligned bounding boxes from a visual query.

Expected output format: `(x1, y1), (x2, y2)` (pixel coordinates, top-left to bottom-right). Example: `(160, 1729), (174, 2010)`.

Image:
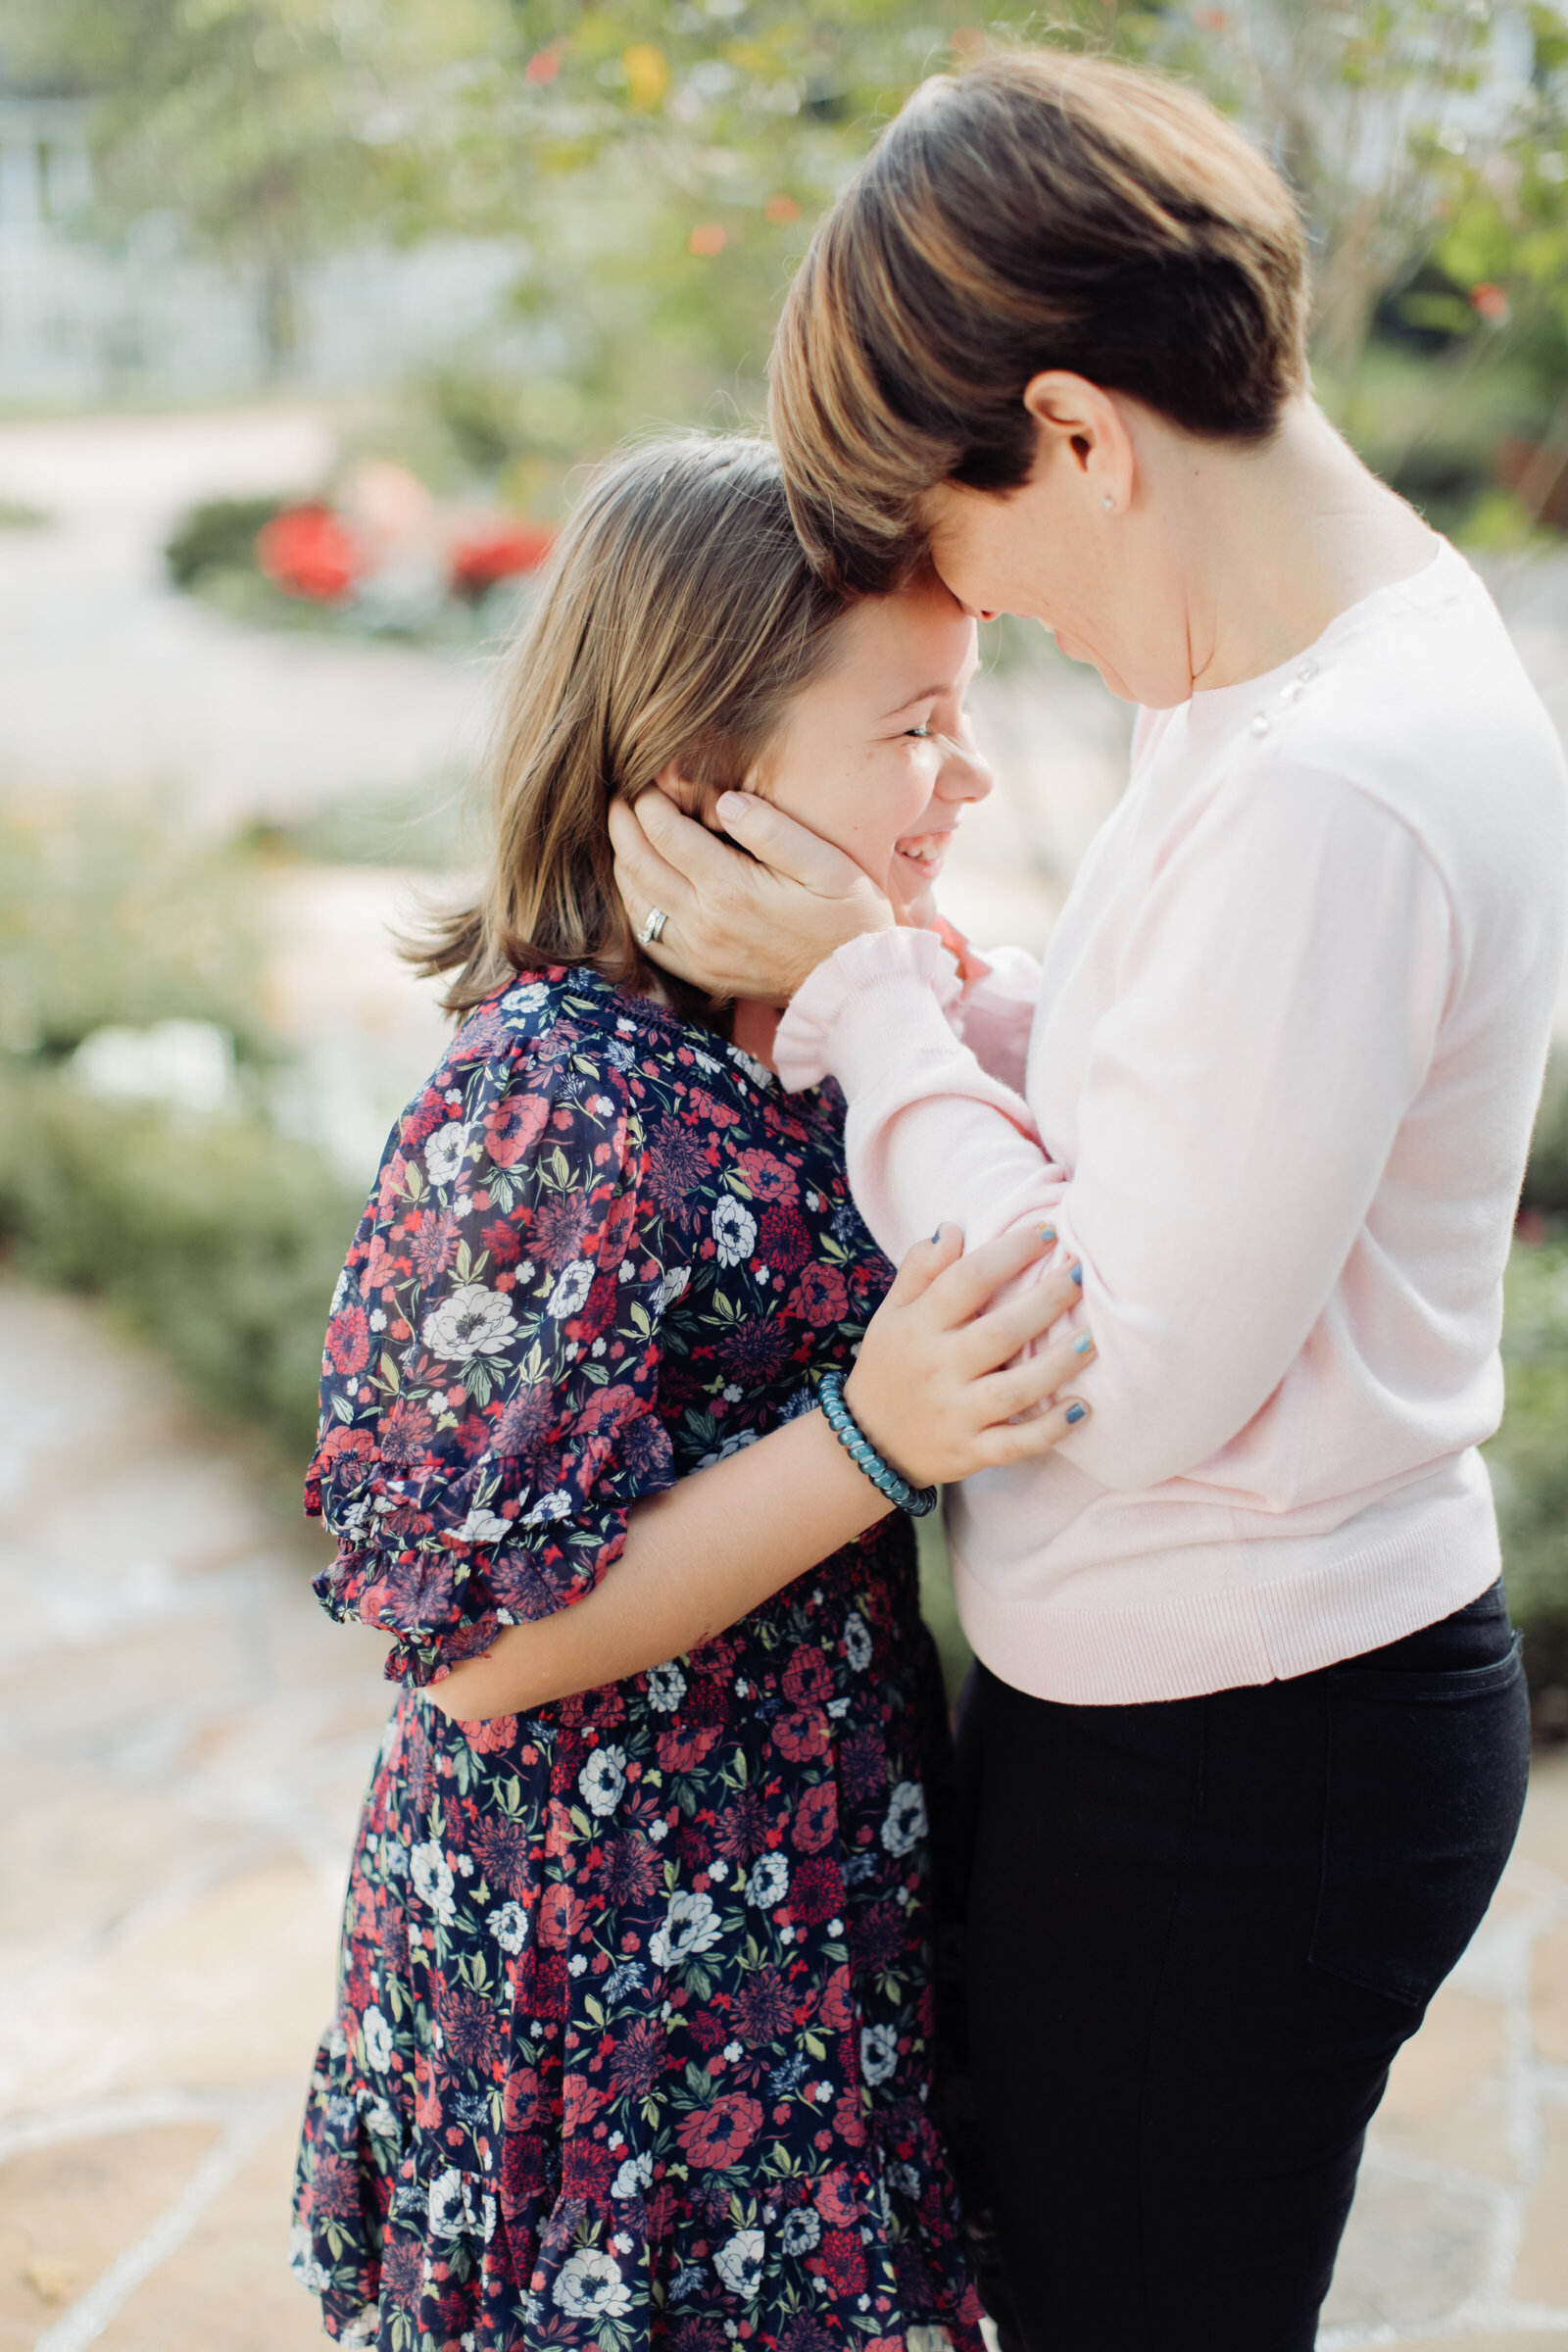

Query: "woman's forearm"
(429, 1408), (894, 1720)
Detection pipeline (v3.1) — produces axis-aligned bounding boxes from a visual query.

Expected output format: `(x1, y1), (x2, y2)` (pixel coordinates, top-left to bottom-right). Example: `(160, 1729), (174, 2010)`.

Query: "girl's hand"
(608, 788), (892, 1004)
(845, 1222), (1091, 1486)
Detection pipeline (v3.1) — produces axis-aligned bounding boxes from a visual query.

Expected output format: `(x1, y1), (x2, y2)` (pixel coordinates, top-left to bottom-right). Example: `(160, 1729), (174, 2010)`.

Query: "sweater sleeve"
(773, 763), (1453, 1494)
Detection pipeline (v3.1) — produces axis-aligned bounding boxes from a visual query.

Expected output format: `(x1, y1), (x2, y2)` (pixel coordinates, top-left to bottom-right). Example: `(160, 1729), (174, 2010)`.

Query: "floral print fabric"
(292, 968), (981, 2352)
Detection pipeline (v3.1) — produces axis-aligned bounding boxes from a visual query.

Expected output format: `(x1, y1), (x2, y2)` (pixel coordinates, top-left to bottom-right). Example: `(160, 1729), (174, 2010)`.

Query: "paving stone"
(1375, 1981), (1514, 2180)
(1516, 1747), (1568, 1884)
(0, 2121), (217, 2346)
(1534, 1920), (1568, 2068)
(1320, 2165), (1493, 2332)
(1395, 2336), (1568, 2349)
(0, 1856), (341, 2117)
(0, 1751), (235, 1997)
(95, 2117), (327, 2352)
(1514, 2093), (1568, 2306)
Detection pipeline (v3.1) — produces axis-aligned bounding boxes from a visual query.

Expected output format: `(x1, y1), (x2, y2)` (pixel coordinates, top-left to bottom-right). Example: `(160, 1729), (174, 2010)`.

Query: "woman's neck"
(1170, 398), (1439, 694)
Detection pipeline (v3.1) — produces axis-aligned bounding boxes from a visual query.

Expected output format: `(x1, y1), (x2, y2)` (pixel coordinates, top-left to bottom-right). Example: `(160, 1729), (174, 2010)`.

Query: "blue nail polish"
(1065, 1401), (1087, 1425)
(931, 1225), (944, 1244)
(1073, 1332), (1093, 1355)
(1071, 1263), (1084, 1287)
(1039, 1224), (1056, 1245)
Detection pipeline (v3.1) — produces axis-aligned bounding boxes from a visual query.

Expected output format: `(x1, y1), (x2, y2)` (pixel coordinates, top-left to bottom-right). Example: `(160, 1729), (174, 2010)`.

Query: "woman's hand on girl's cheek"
(844, 1223), (1092, 1488)
(609, 789), (892, 1004)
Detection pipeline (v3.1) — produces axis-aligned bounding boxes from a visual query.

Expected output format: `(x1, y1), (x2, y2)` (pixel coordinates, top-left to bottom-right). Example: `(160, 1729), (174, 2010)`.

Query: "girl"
(290, 435), (1088, 2352)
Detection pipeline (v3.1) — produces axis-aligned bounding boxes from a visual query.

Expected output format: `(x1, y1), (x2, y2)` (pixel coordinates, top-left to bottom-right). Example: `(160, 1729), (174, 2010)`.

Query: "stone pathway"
(0, 1283), (391, 2351)
(0, 1275), (1561, 2350)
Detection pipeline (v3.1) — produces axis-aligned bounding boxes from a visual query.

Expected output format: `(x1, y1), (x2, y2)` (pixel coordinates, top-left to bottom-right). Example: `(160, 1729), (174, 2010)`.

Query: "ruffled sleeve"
(305, 981), (677, 1686)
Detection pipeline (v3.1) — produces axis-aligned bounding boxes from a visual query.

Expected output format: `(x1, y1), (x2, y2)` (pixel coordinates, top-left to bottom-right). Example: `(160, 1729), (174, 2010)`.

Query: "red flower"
(676, 2091), (763, 2167)
(256, 503), (361, 601)
(484, 1091), (551, 1167)
(773, 1708), (829, 1762)
(783, 1645), (831, 1706)
(325, 1303), (371, 1376)
(794, 1781), (838, 1854)
(759, 1202), (810, 1274)
(788, 1261), (848, 1328)
(788, 1855), (842, 1926)
(450, 523), (556, 600)
(811, 2227), (867, 2294)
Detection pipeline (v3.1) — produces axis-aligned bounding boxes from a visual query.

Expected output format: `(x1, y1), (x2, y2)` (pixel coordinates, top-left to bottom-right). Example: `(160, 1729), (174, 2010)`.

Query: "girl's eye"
(905, 723), (932, 739)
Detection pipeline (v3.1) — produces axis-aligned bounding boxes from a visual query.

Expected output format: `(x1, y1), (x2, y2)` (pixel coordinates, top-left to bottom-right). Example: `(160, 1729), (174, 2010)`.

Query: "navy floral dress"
(291, 967), (982, 2352)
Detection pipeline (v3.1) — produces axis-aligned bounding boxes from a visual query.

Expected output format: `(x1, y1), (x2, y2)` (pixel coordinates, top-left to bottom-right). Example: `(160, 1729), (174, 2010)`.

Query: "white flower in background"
(487, 1901), (528, 1953)
(779, 2209), (820, 2255)
(68, 1018), (236, 1115)
(713, 2230), (765, 2299)
(746, 1852), (790, 1910)
(612, 2149), (655, 2199)
(860, 2023), (900, 2086)
(655, 1265), (690, 1314)
(553, 2249), (632, 2320)
(361, 2006), (394, 2071)
(579, 1744), (627, 1817)
(844, 1612), (872, 1674)
(454, 1506), (511, 1545)
(547, 1259), (595, 1319)
(646, 1661), (686, 1712)
(421, 1284), (516, 1361)
(650, 1888), (722, 1969)
(880, 1780), (928, 1858)
(712, 1197), (758, 1268)
(424, 1122), (469, 1187)
(411, 1840), (457, 1923)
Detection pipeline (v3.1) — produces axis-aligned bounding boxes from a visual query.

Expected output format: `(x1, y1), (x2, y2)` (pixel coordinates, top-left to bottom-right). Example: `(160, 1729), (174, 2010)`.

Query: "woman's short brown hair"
(416, 435), (849, 1016)
(770, 48), (1309, 592)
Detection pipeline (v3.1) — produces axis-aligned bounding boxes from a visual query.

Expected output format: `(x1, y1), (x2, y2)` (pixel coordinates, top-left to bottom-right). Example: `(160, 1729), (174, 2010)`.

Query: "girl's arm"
(427, 1223), (1089, 1720)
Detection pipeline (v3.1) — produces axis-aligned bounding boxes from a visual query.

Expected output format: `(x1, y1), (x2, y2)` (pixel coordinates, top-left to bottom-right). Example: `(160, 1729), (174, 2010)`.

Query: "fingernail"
(1073, 1332), (1094, 1356)
(1038, 1224), (1055, 1244)
(1071, 1263), (1084, 1287)
(1065, 1400), (1088, 1425)
(716, 791), (749, 821)
(931, 1224), (944, 1244)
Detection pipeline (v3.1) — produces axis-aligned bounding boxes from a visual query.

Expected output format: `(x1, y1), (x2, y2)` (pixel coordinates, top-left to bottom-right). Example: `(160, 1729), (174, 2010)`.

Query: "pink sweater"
(776, 544), (1568, 1703)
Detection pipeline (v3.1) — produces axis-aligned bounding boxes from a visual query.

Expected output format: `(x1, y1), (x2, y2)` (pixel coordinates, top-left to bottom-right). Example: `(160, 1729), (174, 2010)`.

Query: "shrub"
(0, 1060), (362, 1463)
(164, 495), (285, 590)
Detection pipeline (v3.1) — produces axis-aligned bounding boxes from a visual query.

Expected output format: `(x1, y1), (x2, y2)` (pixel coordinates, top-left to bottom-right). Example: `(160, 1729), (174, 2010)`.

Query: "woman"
(289, 435), (1088, 2352)
(607, 51), (1568, 2352)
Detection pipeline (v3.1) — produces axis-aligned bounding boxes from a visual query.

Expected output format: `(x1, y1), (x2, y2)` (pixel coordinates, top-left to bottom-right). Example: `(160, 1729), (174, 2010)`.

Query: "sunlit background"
(1, 5), (1567, 2348)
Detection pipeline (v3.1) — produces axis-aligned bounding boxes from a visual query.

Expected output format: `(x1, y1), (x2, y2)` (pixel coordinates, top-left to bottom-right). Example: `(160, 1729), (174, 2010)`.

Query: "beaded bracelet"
(816, 1368), (938, 1518)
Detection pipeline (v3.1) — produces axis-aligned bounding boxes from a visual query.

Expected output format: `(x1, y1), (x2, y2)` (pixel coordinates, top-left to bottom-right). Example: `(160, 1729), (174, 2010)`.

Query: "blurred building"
(0, 86), (522, 404)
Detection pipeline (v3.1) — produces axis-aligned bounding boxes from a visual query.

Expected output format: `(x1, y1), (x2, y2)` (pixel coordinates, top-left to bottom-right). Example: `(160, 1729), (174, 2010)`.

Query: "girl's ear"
(651, 759), (726, 831)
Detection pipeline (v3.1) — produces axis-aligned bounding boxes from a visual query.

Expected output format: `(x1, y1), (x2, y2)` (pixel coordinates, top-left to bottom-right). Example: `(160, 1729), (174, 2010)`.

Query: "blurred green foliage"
(164, 494), (284, 590)
(0, 1063), (361, 1459)
(6, 0), (1568, 531)
(0, 805), (362, 1460)
(1488, 1222), (1568, 1705)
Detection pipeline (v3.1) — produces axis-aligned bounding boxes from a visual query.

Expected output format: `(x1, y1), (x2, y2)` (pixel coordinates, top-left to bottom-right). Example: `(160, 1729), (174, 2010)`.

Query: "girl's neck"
(730, 996), (781, 1072)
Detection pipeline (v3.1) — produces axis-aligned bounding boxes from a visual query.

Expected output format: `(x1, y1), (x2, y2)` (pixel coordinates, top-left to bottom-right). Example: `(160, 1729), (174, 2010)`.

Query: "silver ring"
(637, 906), (669, 948)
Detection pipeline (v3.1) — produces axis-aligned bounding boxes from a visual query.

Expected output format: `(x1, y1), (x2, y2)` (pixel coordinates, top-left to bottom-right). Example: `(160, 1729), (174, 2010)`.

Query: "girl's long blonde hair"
(415, 435), (851, 1014)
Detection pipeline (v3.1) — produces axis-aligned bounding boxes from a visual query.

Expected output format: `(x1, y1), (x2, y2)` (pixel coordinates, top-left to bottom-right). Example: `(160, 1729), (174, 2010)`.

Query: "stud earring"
(1101, 495), (1115, 512)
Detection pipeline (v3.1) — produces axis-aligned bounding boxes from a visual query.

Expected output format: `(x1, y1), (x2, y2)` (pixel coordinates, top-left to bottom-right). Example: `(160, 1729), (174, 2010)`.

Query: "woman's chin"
(890, 881), (939, 930)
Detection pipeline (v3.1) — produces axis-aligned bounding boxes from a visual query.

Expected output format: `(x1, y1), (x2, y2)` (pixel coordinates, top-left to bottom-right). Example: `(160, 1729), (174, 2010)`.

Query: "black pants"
(958, 1580), (1530, 2352)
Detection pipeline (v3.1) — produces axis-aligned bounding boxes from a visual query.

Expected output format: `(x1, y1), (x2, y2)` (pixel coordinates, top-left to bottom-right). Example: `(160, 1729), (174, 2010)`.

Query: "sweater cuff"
(775, 927), (963, 1096)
